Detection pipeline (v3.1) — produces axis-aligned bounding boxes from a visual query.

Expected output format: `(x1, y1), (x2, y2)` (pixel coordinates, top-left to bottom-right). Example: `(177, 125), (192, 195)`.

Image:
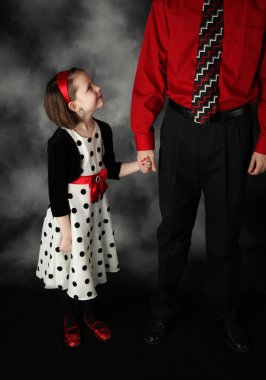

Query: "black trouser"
(150, 102), (253, 320)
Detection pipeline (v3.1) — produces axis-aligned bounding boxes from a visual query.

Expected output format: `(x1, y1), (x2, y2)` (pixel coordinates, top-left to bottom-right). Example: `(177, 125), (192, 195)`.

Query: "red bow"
(71, 168), (108, 203)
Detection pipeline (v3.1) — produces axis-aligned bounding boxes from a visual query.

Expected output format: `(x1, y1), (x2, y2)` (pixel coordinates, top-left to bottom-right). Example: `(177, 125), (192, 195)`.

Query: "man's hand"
(248, 152), (266, 175)
(137, 150), (156, 173)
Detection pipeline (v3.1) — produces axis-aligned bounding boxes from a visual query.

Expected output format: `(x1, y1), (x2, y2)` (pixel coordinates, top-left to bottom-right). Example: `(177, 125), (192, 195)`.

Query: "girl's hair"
(44, 67), (84, 129)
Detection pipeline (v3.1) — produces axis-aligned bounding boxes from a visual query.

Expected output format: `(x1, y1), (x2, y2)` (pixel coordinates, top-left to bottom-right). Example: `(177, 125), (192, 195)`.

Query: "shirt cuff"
(255, 134), (266, 155)
(134, 133), (155, 151)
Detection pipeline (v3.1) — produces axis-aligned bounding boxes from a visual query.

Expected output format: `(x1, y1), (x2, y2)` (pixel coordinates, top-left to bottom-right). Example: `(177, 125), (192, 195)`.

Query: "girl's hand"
(137, 150), (156, 173)
(60, 235), (72, 253)
(140, 156), (152, 171)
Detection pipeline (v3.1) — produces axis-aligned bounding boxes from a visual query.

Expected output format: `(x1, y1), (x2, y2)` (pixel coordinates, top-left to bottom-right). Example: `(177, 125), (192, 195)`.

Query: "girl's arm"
(119, 157), (151, 177)
(56, 214), (72, 252)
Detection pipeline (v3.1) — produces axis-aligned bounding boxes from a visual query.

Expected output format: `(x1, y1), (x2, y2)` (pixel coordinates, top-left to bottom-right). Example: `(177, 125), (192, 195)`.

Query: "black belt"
(169, 99), (251, 124)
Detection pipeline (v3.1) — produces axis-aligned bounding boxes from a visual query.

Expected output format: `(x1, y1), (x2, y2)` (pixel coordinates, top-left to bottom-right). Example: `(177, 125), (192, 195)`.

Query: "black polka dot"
(37, 266), (39, 271)
(77, 140), (82, 146)
(50, 242), (52, 247)
(77, 237), (82, 243)
(110, 243), (115, 247)
(72, 208), (77, 213)
(71, 268), (75, 273)
(95, 133), (99, 138)
(99, 208), (102, 214)
(98, 235), (101, 240)
(87, 231), (90, 237)
(83, 203), (89, 209)
(55, 227), (60, 232)
(97, 273), (103, 277)
(105, 264), (110, 268)
(103, 219), (109, 223)
(86, 217), (91, 223)
(80, 251), (85, 257)
(50, 254), (52, 259)
(98, 248), (102, 253)
(67, 274), (69, 280)
(88, 138), (92, 143)
(58, 285), (63, 290)
(98, 222), (101, 228)
(40, 240), (42, 245)
(44, 270), (47, 275)
(45, 251), (48, 256)
(48, 274), (53, 279)
(55, 247), (60, 252)
(90, 151), (94, 157)
(82, 265), (87, 271)
(44, 232), (47, 237)
(68, 193), (73, 199)
(85, 278), (90, 284)
(90, 239), (93, 244)
(107, 254), (112, 258)
(73, 282), (77, 287)
(51, 235), (53, 240)
(48, 223), (52, 228)
(71, 254), (73, 259)
(107, 207), (110, 212)
(99, 161), (102, 167)
(87, 291), (93, 297)
(90, 226), (93, 231)
(117, 264), (120, 269)
(91, 212), (94, 217)
(57, 266), (63, 271)
(91, 165), (95, 171)
(102, 231), (105, 236)
(75, 222), (80, 228)
(81, 189), (87, 195)
(97, 147), (101, 153)
(40, 259), (43, 264)
(80, 154), (84, 160)
(74, 295), (79, 300)
(64, 255), (68, 260)
(98, 260), (103, 265)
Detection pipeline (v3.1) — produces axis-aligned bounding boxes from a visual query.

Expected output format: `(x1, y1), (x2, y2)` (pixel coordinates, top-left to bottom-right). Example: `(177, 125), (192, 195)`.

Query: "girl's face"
(71, 71), (103, 115)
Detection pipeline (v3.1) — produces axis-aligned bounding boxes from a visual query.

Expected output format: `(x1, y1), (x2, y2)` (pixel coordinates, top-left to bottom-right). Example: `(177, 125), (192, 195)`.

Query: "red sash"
(71, 168), (108, 203)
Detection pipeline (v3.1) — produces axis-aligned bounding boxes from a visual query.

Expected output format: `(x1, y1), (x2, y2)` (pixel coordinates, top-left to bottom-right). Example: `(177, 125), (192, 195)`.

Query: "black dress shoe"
(221, 319), (250, 353)
(144, 317), (167, 345)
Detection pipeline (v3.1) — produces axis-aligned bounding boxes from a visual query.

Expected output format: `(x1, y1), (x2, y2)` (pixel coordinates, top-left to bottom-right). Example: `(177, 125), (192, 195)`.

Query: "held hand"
(137, 150), (156, 173)
(248, 152), (266, 175)
(60, 235), (72, 253)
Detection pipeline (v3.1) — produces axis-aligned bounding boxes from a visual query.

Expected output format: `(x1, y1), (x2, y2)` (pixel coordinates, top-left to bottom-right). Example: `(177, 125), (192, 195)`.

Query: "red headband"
(56, 70), (70, 104)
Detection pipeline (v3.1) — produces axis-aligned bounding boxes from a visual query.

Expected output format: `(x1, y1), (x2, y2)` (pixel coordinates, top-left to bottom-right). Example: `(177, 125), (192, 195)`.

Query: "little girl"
(36, 67), (151, 348)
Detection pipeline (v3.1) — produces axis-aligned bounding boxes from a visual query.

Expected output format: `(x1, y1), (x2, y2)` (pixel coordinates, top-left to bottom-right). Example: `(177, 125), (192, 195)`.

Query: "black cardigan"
(47, 118), (122, 217)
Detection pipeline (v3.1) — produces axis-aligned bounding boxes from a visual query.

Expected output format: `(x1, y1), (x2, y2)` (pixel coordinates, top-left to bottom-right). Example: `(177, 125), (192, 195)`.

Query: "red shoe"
(83, 314), (112, 341)
(63, 319), (81, 348)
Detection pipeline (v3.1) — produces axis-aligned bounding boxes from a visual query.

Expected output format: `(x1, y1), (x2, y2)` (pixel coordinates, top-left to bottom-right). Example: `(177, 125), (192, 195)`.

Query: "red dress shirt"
(131, 0), (266, 154)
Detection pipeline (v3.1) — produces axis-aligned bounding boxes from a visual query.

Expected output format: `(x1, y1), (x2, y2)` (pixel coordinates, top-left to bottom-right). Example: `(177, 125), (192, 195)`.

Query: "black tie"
(191, 0), (224, 124)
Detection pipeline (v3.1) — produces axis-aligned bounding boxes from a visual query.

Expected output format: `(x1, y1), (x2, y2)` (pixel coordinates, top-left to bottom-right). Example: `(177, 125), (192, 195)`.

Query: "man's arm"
(131, 0), (169, 153)
(248, 35), (266, 175)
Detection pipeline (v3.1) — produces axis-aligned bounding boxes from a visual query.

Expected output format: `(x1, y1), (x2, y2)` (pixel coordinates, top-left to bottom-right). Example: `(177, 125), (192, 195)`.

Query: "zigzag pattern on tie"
(195, 53), (221, 82)
(196, 27), (223, 59)
(192, 74), (219, 102)
(195, 65), (220, 87)
(191, 0), (223, 124)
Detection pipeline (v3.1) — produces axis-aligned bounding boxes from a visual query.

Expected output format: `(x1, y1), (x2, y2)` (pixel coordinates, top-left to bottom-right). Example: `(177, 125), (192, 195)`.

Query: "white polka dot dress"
(36, 121), (120, 300)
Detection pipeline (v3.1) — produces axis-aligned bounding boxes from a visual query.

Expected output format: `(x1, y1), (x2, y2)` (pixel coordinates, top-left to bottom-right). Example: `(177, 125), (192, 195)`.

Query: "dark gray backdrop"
(1, 0), (265, 292)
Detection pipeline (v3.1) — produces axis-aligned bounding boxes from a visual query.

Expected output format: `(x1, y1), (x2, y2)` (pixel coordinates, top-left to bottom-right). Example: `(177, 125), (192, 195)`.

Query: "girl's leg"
(60, 290), (81, 348)
(60, 290), (80, 327)
(83, 298), (97, 324)
(83, 298), (112, 341)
